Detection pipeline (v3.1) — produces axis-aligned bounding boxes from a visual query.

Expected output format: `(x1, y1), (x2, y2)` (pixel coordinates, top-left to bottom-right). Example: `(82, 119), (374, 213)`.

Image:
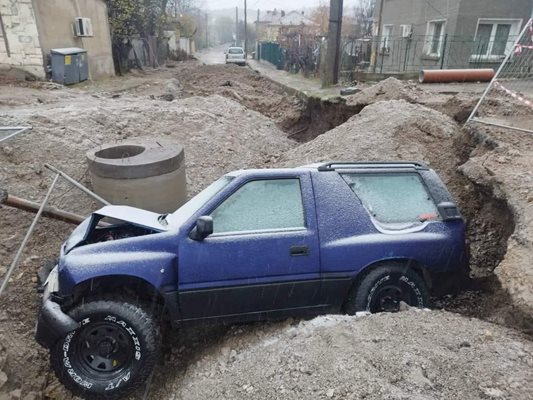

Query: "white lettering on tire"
(63, 313), (142, 392)
(366, 275), (390, 309)
(400, 276), (424, 306)
(367, 274), (424, 309)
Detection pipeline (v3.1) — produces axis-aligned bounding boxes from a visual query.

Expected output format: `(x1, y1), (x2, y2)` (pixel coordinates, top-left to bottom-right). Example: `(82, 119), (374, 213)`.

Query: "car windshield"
(228, 48), (244, 54)
(166, 176), (234, 227)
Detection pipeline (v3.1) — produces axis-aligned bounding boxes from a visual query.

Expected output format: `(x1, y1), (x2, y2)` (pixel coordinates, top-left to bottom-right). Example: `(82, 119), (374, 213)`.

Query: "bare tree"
(166, 0), (204, 17)
(353, 0), (375, 38)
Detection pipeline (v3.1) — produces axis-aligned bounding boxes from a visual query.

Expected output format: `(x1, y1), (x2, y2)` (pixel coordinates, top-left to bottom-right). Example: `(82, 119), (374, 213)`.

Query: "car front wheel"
(50, 299), (160, 400)
(346, 265), (429, 314)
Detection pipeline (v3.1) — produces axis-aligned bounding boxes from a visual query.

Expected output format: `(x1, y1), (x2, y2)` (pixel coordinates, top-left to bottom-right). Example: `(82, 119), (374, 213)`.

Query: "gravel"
(158, 310), (533, 400)
(1, 65), (532, 400)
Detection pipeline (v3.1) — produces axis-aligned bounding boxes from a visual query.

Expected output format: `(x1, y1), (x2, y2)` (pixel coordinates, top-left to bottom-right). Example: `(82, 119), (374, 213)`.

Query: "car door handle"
(290, 245), (309, 257)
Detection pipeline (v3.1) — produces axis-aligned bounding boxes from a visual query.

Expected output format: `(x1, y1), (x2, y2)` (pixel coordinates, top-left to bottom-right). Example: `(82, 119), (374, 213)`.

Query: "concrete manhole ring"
(86, 141), (187, 213)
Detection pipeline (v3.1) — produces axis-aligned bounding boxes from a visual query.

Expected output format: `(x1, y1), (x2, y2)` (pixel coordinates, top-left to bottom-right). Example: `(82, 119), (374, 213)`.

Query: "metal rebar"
(44, 163), (111, 206)
(0, 126), (32, 143)
(469, 117), (533, 134)
(0, 174), (60, 296)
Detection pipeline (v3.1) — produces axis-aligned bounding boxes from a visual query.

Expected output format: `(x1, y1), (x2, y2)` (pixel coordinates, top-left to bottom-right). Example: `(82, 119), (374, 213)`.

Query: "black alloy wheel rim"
(75, 322), (134, 378)
(370, 285), (412, 313)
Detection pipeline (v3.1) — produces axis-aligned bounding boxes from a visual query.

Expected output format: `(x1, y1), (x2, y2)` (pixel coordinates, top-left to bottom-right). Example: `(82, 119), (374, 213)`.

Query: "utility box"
(50, 48), (88, 85)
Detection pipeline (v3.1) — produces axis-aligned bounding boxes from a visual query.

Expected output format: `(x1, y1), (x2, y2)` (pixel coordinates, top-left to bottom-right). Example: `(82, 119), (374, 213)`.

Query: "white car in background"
(225, 47), (246, 66)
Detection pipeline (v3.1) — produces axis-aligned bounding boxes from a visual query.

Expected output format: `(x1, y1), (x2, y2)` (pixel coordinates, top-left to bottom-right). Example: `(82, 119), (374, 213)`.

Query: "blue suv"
(35, 161), (468, 399)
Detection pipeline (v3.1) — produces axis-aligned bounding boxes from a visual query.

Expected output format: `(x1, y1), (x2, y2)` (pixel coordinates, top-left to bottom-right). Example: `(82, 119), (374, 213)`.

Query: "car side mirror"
(437, 202), (462, 221)
(189, 216), (213, 241)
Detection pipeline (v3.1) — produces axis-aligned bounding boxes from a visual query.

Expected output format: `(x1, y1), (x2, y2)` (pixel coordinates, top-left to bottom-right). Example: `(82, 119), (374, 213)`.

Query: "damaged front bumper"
(34, 266), (78, 348)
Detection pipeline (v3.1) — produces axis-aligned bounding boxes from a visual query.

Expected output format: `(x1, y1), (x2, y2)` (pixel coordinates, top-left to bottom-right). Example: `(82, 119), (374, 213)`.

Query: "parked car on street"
(225, 47), (246, 66)
(35, 161), (469, 399)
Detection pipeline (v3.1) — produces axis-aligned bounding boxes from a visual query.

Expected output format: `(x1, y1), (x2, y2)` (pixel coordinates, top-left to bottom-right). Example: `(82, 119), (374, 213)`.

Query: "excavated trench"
(175, 62), (521, 326)
(283, 96), (365, 142)
(275, 92), (517, 324)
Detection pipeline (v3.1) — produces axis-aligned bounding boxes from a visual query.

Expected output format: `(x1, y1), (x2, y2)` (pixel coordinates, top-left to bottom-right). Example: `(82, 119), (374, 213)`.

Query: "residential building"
(0, 0), (114, 80)
(373, 0), (532, 72)
(255, 9), (318, 43)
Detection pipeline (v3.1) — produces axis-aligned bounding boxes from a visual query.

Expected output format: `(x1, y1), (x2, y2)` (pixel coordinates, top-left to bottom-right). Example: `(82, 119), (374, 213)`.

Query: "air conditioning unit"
(74, 17), (93, 37)
(401, 24), (413, 38)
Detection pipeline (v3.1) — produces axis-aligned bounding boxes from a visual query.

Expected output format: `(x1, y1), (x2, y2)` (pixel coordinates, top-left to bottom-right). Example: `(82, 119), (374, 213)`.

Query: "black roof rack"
(317, 161), (428, 172)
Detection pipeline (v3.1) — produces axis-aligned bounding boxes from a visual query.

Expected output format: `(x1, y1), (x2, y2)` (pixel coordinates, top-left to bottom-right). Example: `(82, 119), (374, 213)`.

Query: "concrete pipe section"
(87, 142), (186, 213)
(419, 69), (495, 83)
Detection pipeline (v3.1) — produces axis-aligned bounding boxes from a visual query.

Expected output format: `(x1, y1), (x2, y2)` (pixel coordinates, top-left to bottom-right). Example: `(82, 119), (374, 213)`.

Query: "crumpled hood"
(63, 205), (167, 254)
(94, 205), (168, 231)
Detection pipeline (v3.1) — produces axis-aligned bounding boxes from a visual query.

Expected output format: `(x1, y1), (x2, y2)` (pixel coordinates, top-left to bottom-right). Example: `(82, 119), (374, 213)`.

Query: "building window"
(381, 25), (393, 53)
(425, 20), (446, 57)
(472, 19), (522, 60)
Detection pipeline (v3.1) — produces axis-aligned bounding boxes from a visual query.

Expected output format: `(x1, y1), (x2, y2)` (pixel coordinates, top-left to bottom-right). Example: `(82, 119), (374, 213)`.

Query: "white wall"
(0, 0), (45, 78)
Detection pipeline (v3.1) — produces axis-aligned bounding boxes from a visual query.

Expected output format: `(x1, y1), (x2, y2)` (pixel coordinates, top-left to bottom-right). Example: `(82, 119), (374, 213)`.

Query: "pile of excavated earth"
(0, 65), (531, 400)
(158, 311), (533, 400)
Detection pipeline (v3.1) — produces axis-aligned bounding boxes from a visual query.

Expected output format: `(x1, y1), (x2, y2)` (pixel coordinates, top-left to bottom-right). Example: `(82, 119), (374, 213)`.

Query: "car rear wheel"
(50, 299), (160, 400)
(346, 265), (429, 313)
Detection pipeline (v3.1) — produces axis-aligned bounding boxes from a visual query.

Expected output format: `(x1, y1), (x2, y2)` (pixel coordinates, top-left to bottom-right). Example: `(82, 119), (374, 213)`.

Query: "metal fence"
(467, 19), (533, 134)
(112, 36), (169, 75)
(341, 34), (522, 74)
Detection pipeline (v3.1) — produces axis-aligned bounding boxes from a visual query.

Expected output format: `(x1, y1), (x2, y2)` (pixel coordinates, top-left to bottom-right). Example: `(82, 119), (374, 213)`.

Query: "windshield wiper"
(158, 214), (169, 227)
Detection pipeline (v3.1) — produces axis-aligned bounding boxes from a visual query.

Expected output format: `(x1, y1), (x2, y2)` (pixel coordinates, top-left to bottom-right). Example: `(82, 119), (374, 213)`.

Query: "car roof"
(226, 162), (429, 177)
(313, 161), (429, 171)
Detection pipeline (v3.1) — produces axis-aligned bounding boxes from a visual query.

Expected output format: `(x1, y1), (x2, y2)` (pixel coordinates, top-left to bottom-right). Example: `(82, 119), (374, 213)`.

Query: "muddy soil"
(0, 63), (532, 399)
(278, 99), (513, 279)
(0, 71), (295, 399)
(159, 311), (533, 400)
(171, 63), (306, 134)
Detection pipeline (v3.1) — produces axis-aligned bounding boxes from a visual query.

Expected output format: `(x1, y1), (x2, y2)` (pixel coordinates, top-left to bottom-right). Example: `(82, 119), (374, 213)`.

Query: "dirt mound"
(459, 124), (533, 329)
(0, 88), (295, 398)
(345, 77), (426, 107)
(0, 92), (293, 203)
(278, 99), (513, 282)
(280, 99), (458, 170)
(173, 62), (305, 132)
(160, 311), (533, 400)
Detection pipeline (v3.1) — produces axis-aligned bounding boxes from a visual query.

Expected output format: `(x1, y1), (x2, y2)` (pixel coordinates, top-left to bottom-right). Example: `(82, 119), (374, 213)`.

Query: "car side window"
(342, 173), (439, 225)
(210, 179), (305, 234)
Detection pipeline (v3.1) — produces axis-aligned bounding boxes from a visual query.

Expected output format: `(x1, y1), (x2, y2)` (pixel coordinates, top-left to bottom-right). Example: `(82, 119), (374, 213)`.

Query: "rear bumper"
(226, 59), (246, 64)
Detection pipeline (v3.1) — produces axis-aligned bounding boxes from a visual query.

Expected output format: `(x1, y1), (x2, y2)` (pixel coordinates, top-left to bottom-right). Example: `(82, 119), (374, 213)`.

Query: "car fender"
(58, 249), (177, 295)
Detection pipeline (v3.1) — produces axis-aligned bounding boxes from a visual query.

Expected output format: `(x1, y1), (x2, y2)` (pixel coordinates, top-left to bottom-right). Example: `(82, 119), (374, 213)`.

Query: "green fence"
(258, 42), (284, 69)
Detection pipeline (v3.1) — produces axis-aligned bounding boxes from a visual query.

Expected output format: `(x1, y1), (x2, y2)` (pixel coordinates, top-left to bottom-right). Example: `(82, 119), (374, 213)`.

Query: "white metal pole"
(467, 18), (533, 123)
(0, 174), (60, 296)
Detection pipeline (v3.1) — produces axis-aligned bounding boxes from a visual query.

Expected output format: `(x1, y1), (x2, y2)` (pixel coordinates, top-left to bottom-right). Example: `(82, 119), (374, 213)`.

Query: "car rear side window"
(342, 173), (439, 225)
(211, 179), (305, 234)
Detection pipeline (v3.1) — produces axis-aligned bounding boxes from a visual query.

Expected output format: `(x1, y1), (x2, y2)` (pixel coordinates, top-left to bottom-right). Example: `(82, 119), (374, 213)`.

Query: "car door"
(177, 172), (321, 320)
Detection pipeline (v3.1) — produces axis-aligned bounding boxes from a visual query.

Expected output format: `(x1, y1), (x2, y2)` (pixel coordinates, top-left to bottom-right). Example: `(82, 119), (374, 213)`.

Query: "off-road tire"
(50, 299), (160, 400)
(345, 265), (430, 314)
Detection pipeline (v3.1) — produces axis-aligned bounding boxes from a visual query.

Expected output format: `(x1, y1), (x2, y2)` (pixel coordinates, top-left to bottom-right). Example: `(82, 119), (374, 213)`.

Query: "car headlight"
(44, 266), (59, 295)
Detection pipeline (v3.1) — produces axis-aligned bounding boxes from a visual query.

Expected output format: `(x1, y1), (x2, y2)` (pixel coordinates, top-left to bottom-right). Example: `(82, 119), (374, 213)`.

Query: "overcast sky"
(204, 0), (360, 10)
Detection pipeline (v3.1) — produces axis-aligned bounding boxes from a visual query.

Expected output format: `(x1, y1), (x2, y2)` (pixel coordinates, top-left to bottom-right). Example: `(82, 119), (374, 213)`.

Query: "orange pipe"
(419, 69), (495, 83)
